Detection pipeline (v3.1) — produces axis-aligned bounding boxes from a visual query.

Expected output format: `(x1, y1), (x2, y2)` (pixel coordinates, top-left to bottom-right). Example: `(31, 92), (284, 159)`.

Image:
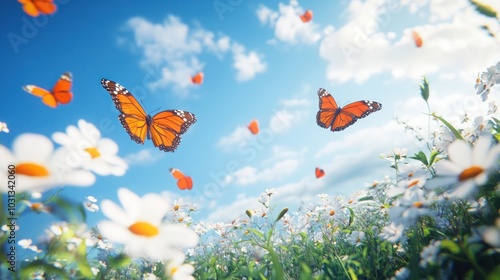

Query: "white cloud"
(125, 15), (266, 94)
(232, 43), (267, 81)
(206, 194), (261, 222)
(256, 0), (322, 45)
(280, 98), (311, 107)
(319, 0), (500, 83)
(124, 149), (164, 166)
(217, 126), (251, 150)
(230, 158), (300, 186)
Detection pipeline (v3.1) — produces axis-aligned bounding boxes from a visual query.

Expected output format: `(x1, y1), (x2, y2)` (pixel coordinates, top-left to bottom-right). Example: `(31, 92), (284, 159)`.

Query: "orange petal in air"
(247, 119), (259, 135)
(315, 167), (325, 179)
(191, 72), (204, 84)
(300, 10), (313, 23)
(412, 30), (423, 48)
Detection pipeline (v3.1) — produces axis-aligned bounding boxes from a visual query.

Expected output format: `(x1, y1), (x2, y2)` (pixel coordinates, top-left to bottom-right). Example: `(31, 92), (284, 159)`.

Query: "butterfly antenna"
(150, 107), (161, 115)
(140, 99), (150, 113)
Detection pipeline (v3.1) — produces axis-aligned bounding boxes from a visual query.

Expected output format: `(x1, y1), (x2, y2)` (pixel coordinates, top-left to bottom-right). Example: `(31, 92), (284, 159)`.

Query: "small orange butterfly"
(315, 167), (325, 179)
(412, 30), (423, 48)
(23, 72), (73, 108)
(191, 72), (204, 85)
(18, 0), (57, 17)
(300, 10), (313, 23)
(170, 168), (193, 190)
(247, 119), (259, 135)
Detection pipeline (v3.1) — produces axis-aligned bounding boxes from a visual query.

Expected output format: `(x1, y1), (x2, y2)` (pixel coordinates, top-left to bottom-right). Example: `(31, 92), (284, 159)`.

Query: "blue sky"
(1, 0), (500, 251)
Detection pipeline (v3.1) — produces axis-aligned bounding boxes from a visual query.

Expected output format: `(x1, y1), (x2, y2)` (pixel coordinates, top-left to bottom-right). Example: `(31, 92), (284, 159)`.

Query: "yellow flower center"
(413, 201), (423, 208)
(169, 266), (178, 275)
(84, 147), (101, 159)
(458, 166), (484, 181)
(128, 221), (159, 237)
(16, 162), (50, 177)
(330, 210), (335, 216)
(173, 205), (180, 211)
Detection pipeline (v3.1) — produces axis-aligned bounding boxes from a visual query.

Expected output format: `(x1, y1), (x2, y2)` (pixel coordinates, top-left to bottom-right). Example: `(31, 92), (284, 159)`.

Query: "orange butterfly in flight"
(23, 72), (72, 108)
(315, 167), (325, 179)
(300, 10), (313, 23)
(169, 168), (193, 190)
(191, 72), (204, 85)
(316, 88), (382, 132)
(247, 119), (259, 135)
(412, 30), (423, 48)
(18, 0), (57, 17)
(101, 79), (196, 152)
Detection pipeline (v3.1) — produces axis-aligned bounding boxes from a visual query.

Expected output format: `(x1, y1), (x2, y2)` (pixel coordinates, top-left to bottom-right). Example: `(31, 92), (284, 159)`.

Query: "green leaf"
(441, 240), (461, 254)
(432, 114), (464, 141)
(109, 253), (132, 268)
(429, 149), (440, 166)
(299, 262), (312, 280)
(21, 260), (70, 280)
(469, 0), (498, 18)
(266, 246), (286, 280)
(420, 76), (430, 102)
(347, 207), (355, 227)
(247, 228), (265, 240)
(410, 151), (428, 166)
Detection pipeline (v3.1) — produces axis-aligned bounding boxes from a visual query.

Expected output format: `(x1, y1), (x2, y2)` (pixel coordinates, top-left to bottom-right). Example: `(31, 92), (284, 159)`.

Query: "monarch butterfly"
(412, 30), (423, 48)
(315, 167), (325, 179)
(191, 72), (204, 85)
(23, 72), (72, 108)
(247, 119), (259, 135)
(316, 88), (382, 132)
(101, 79), (196, 152)
(300, 10), (313, 23)
(169, 168), (193, 190)
(18, 0), (57, 17)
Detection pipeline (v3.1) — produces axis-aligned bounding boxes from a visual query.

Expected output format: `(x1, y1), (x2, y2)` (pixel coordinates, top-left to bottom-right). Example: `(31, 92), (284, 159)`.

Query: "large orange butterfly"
(169, 168), (193, 190)
(23, 72), (72, 108)
(101, 79), (196, 152)
(316, 88), (382, 132)
(18, 0), (57, 17)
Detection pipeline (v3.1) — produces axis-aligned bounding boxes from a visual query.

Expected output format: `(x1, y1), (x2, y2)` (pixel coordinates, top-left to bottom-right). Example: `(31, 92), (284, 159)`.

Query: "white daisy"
(52, 119), (128, 176)
(429, 136), (500, 199)
(98, 188), (199, 261)
(165, 254), (195, 280)
(0, 134), (95, 193)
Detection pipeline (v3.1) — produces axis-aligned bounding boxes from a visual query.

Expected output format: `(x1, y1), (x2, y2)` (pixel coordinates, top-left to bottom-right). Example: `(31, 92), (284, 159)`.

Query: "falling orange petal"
(300, 10), (313, 23)
(191, 72), (204, 85)
(247, 119), (259, 135)
(412, 30), (423, 48)
(315, 167), (325, 179)
(18, 0), (57, 17)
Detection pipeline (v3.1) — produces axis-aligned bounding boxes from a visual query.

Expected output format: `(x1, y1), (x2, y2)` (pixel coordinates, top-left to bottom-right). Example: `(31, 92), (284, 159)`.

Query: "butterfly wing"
(247, 119), (259, 135)
(100, 79), (149, 145)
(412, 30), (423, 48)
(316, 88), (339, 129)
(150, 110), (196, 152)
(332, 100), (382, 131)
(23, 85), (57, 108)
(169, 168), (185, 180)
(177, 176), (193, 190)
(52, 72), (72, 104)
